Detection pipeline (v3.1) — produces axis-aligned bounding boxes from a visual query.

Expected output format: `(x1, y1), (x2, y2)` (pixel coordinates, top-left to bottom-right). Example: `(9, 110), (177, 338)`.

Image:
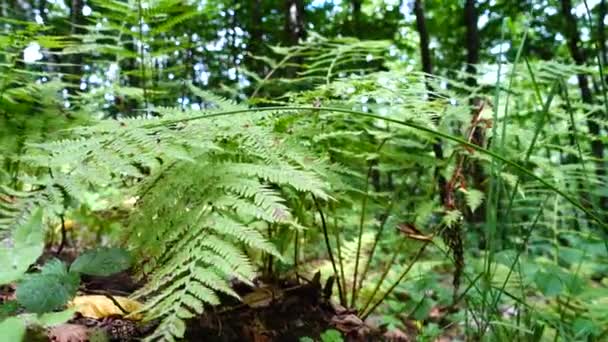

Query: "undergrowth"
(1, 4), (607, 341)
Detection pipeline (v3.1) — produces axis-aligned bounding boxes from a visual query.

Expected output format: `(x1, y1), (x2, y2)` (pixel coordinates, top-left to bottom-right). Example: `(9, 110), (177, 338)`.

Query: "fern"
(0, 86), (329, 339)
(2, 13), (607, 340)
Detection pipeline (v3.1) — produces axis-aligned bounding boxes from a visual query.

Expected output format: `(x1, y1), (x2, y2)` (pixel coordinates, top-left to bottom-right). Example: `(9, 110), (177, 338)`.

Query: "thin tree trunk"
(248, 0), (264, 76)
(560, 0), (606, 210)
(284, 0), (306, 45)
(464, 0), (480, 88)
(463, 0), (486, 225)
(415, 0), (462, 304)
(351, 0), (362, 36)
(414, 0), (447, 204)
(599, 0), (607, 67)
(284, 0), (306, 79)
(230, 0), (240, 84)
(67, 0), (84, 98)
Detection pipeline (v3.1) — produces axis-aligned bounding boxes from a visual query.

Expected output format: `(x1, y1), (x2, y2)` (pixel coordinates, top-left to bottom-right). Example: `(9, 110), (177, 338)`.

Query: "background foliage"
(1, 0), (607, 341)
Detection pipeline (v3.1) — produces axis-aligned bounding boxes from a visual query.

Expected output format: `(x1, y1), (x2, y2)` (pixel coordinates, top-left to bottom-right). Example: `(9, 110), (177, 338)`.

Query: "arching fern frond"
(5, 89), (329, 340)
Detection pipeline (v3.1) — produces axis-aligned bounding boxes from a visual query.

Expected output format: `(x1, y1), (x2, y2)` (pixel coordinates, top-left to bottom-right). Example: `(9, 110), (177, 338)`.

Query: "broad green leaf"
(16, 268), (80, 313)
(40, 258), (71, 277)
(13, 209), (44, 247)
(534, 271), (563, 297)
(0, 317), (26, 342)
(38, 309), (76, 327)
(0, 209), (44, 284)
(410, 297), (433, 320)
(572, 318), (601, 338)
(70, 247), (132, 276)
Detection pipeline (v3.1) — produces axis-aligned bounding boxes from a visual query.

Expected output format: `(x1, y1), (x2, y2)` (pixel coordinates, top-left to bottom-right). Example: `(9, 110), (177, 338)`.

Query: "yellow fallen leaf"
(54, 219), (78, 233)
(68, 295), (143, 320)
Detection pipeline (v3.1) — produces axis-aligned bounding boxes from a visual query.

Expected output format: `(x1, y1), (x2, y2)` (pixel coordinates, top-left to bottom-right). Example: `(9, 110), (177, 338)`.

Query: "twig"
(56, 214), (67, 256)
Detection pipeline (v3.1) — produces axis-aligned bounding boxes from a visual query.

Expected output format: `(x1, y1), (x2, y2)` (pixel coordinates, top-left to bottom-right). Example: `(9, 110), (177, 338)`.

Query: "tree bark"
(229, 0), (240, 84)
(414, 0), (447, 205)
(560, 0), (606, 210)
(464, 0), (480, 87)
(599, 0), (607, 67)
(248, 0), (264, 75)
(284, 0), (306, 45)
(68, 0), (84, 96)
(463, 0), (486, 226)
(351, 0), (362, 36)
(414, 0), (433, 79)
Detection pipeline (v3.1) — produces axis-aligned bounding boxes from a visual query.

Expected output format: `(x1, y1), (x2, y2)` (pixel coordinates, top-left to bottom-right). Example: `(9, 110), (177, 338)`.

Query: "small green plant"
(320, 329), (343, 342)
(15, 247), (132, 313)
(1, 236), (132, 340)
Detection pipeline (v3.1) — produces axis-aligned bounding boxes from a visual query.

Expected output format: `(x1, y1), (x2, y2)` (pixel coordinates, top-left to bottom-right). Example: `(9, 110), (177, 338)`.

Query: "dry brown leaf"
(67, 295), (143, 320)
(47, 324), (89, 342)
(397, 223), (433, 242)
(242, 287), (283, 308)
(331, 313), (364, 333)
(384, 328), (412, 342)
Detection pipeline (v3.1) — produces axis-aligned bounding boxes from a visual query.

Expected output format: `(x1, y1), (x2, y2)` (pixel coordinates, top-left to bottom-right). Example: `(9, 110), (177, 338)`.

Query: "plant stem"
(361, 238), (432, 320)
(332, 207), (347, 306)
(357, 198), (395, 293)
(351, 138), (388, 308)
(359, 237), (405, 314)
(312, 194), (345, 305)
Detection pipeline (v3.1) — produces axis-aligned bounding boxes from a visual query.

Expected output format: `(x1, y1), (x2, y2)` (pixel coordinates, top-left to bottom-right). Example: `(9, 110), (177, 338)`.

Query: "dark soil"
(185, 276), (382, 342)
(5, 247), (391, 341)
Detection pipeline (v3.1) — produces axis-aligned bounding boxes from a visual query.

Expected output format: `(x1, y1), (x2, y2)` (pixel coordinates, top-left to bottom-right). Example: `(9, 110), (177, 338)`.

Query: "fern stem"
(351, 138), (388, 307)
(357, 197), (395, 294)
(266, 223), (274, 278)
(332, 206), (347, 306)
(293, 198), (305, 275)
(294, 229), (299, 270)
(561, 80), (598, 213)
(361, 238), (432, 320)
(495, 25), (528, 250)
(143, 105), (607, 229)
(350, 155), (374, 307)
(251, 47), (303, 98)
(326, 49), (342, 85)
(502, 80), (558, 239)
(488, 195), (549, 323)
(481, 19), (506, 331)
(358, 237), (405, 315)
(56, 214), (67, 255)
(312, 194), (345, 305)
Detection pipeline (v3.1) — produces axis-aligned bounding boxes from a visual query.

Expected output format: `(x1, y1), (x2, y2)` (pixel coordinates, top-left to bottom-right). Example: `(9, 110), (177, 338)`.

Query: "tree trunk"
(414, 0), (433, 80)
(414, 0), (447, 205)
(247, 0), (264, 75)
(560, 0), (606, 210)
(351, 0), (362, 37)
(464, 0), (480, 88)
(463, 0), (486, 226)
(284, 0), (306, 45)
(599, 0), (607, 67)
(229, 0), (240, 84)
(68, 0), (84, 97)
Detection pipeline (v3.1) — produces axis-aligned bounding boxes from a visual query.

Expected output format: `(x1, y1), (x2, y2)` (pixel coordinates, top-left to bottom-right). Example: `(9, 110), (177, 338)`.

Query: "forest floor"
(1, 245), (463, 341)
